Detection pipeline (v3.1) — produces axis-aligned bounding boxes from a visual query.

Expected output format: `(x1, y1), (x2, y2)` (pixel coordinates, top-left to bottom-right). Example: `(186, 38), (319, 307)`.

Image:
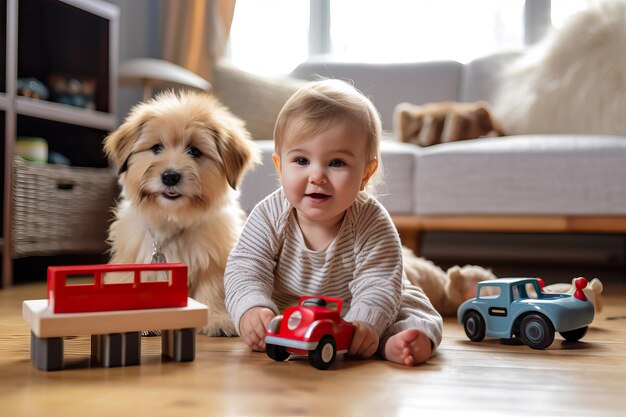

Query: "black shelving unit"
(1, 0), (119, 287)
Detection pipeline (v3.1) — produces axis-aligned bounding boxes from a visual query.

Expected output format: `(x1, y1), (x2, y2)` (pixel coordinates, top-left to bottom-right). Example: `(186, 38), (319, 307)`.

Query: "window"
(229, 0), (604, 75)
(229, 0), (309, 76)
(328, 0), (525, 64)
(551, 0), (603, 28)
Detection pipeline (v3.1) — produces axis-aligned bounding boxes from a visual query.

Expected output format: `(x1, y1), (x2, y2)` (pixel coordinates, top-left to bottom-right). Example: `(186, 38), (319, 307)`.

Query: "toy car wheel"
(559, 326), (588, 342)
(520, 314), (554, 350)
(309, 336), (336, 370)
(266, 344), (290, 362)
(463, 311), (486, 342)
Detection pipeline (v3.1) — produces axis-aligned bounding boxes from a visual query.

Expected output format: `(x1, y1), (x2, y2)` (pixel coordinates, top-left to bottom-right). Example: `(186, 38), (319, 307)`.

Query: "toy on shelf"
(15, 137), (48, 164)
(457, 277), (594, 350)
(47, 73), (97, 109)
(17, 77), (49, 100)
(265, 295), (355, 370)
(22, 263), (208, 371)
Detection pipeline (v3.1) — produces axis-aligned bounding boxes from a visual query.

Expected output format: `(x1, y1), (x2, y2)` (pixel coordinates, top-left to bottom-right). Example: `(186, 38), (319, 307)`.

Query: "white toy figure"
(543, 277), (604, 313)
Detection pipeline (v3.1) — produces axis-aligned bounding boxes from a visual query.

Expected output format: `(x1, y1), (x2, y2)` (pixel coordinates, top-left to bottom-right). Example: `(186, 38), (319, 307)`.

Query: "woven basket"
(11, 157), (117, 257)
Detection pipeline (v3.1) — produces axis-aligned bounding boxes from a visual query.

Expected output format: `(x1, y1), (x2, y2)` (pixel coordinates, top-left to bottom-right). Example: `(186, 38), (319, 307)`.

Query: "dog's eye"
(186, 147), (203, 158)
(151, 144), (164, 154)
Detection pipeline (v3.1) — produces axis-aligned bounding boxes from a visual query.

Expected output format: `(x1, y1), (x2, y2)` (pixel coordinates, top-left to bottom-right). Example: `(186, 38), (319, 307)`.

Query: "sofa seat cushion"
(373, 140), (419, 213)
(414, 134), (626, 215)
(239, 140), (419, 214)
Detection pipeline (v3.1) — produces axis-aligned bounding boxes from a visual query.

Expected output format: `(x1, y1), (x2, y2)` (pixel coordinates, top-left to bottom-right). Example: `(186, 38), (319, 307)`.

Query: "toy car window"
(326, 302), (338, 310)
(512, 283), (540, 300)
(524, 283), (540, 299)
(478, 286), (500, 299)
(302, 298), (327, 307)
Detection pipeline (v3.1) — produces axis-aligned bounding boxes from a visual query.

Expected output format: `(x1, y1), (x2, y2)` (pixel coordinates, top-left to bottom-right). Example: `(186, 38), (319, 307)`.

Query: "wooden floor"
(1, 281), (626, 417)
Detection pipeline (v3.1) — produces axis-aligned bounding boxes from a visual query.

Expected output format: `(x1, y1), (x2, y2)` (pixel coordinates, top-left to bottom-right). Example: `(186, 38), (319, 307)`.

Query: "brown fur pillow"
(394, 101), (505, 146)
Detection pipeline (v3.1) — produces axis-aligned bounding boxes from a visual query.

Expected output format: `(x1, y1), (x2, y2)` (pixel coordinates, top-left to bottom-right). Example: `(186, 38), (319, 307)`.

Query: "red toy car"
(265, 295), (355, 370)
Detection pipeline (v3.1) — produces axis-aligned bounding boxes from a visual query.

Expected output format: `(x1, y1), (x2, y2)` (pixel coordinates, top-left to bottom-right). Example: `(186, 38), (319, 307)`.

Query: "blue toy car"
(457, 277), (594, 349)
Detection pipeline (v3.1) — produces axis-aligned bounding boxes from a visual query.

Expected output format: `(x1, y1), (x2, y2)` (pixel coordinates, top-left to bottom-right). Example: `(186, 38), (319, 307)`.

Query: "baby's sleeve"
(224, 193), (283, 334)
(345, 199), (403, 336)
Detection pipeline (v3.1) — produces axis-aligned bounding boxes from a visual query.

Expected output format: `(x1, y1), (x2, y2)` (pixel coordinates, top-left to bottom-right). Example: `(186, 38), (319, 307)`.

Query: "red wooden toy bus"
(47, 263), (188, 313)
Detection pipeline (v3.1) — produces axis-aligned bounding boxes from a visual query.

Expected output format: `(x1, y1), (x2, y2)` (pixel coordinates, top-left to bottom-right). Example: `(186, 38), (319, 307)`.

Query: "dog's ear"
(214, 116), (261, 190)
(104, 104), (154, 174)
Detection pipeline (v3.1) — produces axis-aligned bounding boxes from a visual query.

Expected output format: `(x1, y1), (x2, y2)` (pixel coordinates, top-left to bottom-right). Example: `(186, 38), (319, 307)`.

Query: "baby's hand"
(240, 307), (275, 351)
(348, 321), (379, 359)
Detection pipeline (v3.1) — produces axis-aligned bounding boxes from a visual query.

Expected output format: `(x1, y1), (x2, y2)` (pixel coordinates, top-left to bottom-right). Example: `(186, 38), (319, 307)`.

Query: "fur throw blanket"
(493, 1), (626, 136)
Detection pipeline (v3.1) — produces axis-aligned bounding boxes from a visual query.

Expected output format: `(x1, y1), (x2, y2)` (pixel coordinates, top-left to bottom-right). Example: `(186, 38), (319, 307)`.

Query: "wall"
(104, 0), (163, 122)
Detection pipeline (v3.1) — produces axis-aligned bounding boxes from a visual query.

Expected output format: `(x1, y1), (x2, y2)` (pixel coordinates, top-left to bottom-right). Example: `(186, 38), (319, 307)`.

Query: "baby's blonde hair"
(274, 79), (383, 192)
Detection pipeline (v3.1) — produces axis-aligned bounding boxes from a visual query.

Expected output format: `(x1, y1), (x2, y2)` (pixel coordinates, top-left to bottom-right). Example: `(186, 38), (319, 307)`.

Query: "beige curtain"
(162, 0), (236, 82)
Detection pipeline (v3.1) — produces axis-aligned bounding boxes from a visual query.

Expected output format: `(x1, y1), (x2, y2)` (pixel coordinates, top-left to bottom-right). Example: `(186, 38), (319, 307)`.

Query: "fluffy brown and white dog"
(104, 90), (260, 336)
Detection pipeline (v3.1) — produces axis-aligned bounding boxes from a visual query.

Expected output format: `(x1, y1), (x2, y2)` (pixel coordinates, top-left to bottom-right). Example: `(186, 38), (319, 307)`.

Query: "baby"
(224, 79), (442, 366)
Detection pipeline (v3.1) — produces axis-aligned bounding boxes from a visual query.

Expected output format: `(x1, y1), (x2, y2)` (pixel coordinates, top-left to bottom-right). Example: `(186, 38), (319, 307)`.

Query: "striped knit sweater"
(225, 188), (442, 347)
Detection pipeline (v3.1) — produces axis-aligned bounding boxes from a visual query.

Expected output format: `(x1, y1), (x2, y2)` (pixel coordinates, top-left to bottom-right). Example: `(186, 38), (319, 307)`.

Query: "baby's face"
(274, 120), (372, 227)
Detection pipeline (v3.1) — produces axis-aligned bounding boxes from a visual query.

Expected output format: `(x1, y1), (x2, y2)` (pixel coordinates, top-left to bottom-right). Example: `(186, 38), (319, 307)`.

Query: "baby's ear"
(272, 153), (282, 177)
(360, 159), (378, 191)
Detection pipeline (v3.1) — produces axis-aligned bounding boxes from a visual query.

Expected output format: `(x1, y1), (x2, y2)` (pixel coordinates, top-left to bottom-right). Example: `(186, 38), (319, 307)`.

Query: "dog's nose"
(161, 170), (181, 186)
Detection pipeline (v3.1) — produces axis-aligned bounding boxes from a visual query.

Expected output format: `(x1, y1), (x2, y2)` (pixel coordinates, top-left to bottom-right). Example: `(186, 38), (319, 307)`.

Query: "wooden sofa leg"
(398, 229), (421, 255)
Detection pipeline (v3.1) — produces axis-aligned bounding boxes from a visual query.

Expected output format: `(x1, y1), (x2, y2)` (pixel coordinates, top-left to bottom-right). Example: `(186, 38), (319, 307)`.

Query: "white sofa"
(214, 54), (626, 255)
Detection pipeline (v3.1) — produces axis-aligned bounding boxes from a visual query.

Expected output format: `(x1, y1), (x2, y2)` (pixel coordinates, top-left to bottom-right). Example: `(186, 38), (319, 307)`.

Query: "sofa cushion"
(212, 61), (306, 140)
(414, 135), (626, 215)
(239, 140), (419, 214)
(291, 60), (464, 132)
(374, 140), (419, 213)
(459, 51), (520, 104)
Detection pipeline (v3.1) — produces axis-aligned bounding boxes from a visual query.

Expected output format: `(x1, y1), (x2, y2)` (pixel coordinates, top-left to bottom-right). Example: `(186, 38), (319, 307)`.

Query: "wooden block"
(23, 298), (208, 338)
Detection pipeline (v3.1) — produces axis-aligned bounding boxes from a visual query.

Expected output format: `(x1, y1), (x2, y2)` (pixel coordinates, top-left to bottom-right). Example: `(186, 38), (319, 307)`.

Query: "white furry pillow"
(492, 1), (626, 136)
(212, 62), (306, 140)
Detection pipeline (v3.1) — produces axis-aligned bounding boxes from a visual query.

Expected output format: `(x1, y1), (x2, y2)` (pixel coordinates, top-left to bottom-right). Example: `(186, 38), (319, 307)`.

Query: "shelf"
(3, 0), (119, 287)
(15, 97), (116, 131)
(18, 0), (117, 116)
(60, 0), (119, 20)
